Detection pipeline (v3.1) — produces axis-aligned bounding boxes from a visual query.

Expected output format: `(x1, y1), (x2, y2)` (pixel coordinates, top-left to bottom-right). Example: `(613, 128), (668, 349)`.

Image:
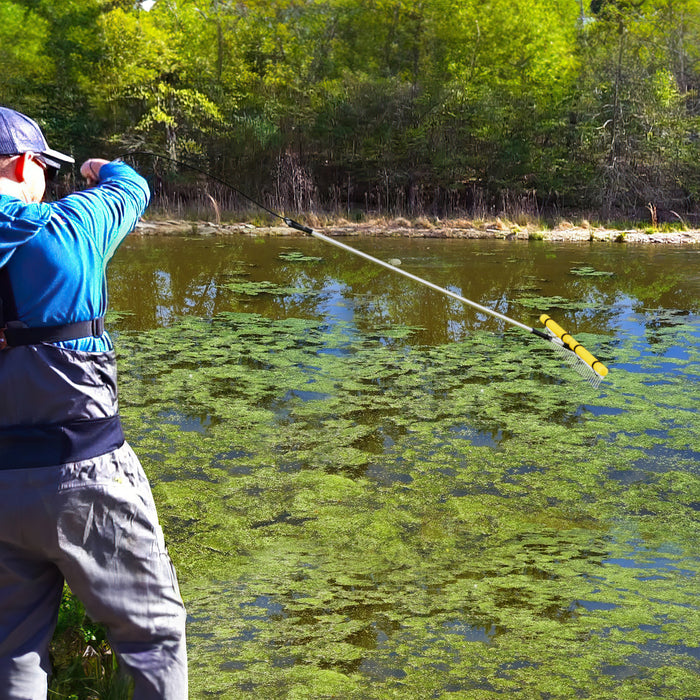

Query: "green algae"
(220, 279), (314, 297)
(570, 266), (615, 277)
(114, 299), (699, 698)
(513, 294), (595, 312)
(278, 250), (324, 263)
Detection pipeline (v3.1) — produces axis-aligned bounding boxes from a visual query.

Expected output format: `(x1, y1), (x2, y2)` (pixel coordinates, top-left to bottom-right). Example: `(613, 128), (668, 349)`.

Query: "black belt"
(3, 317), (105, 347)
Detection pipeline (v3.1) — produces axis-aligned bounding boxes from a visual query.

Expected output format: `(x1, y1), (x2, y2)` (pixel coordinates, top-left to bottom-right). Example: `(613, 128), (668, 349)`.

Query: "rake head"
(539, 315), (609, 389)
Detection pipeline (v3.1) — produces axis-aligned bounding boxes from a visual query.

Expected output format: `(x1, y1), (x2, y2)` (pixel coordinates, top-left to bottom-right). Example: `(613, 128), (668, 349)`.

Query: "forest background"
(2, 0), (699, 224)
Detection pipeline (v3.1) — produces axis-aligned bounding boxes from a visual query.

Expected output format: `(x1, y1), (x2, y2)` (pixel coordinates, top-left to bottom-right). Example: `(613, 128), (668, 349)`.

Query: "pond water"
(109, 234), (699, 699)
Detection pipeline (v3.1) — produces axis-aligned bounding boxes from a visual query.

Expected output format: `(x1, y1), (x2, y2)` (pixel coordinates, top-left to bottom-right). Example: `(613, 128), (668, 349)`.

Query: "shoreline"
(135, 218), (700, 245)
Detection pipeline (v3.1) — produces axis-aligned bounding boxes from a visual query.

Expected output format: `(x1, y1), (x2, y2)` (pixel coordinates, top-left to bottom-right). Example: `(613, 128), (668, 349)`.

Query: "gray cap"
(0, 106), (74, 170)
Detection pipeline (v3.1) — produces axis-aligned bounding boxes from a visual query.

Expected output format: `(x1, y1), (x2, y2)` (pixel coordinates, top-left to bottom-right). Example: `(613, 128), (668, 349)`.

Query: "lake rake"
(284, 218), (609, 388)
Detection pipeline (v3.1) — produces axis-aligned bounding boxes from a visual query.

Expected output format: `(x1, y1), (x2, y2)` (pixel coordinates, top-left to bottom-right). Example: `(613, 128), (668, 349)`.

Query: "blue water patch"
(573, 600), (620, 612)
(443, 619), (500, 644)
(448, 423), (503, 448)
(157, 409), (215, 433)
(240, 595), (285, 620)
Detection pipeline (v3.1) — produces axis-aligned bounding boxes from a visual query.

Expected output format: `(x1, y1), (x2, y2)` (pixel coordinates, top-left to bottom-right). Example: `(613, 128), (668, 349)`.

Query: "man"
(0, 106), (187, 699)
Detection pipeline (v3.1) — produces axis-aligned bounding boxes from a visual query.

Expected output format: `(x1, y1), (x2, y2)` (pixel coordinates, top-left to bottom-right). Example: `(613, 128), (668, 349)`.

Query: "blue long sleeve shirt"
(0, 161), (150, 352)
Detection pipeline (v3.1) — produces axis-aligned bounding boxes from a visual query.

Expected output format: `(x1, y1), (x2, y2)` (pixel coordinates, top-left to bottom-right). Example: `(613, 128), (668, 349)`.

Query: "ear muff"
(14, 153), (31, 182)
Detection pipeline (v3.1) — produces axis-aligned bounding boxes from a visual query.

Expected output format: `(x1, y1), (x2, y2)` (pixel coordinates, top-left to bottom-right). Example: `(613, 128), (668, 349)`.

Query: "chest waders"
(0, 266), (123, 469)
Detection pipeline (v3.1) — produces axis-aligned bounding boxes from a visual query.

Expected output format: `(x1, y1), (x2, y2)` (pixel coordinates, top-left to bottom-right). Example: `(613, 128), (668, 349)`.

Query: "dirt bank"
(135, 218), (700, 245)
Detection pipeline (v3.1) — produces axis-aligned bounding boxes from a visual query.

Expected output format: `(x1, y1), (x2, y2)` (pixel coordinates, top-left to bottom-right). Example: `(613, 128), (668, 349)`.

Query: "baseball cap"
(0, 106), (75, 170)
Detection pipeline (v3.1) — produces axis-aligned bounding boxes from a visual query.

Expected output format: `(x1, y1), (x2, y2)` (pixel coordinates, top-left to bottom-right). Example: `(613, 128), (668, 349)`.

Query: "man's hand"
(80, 159), (110, 187)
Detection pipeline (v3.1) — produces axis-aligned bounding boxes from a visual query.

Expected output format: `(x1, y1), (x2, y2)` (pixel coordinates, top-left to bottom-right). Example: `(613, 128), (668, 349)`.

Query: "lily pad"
(570, 266), (615, 277)
(279, 250), (324, 263)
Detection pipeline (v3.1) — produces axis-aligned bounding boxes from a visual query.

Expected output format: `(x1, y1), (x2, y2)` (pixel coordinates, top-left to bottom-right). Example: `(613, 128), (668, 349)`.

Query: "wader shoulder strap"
(0, 265), (18, 327)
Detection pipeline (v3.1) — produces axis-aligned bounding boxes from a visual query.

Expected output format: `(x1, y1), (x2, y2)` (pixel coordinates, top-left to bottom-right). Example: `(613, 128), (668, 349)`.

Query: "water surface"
(109, 234), (699, 699)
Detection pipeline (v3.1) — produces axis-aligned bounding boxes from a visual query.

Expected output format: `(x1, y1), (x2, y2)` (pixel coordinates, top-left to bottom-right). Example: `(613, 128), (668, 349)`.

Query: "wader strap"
(0, 265), (18, 327)
(3, 316), (106, 346)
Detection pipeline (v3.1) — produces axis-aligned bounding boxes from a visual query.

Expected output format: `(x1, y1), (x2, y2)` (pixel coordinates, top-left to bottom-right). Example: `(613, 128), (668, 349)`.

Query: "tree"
(2, 0), (697, 217)
(0, 2), (53, 111)
(572, 0), (699, 214)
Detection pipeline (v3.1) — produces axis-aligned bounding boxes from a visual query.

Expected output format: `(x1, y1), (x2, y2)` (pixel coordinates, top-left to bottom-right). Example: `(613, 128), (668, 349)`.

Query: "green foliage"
(49, 588), (132, 700)
(571, 0), (700, 212)
(0, 2), (53, 106)
(1, 0), (698, 214)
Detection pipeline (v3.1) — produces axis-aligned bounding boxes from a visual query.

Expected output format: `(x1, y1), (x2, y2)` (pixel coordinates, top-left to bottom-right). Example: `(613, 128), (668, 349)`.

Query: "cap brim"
(40, 147), (75, 169)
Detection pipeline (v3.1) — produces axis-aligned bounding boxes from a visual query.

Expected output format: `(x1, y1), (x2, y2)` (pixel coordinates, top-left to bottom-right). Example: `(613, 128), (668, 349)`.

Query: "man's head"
(0, 107), (74, 172)
(0, 107), (74, 202)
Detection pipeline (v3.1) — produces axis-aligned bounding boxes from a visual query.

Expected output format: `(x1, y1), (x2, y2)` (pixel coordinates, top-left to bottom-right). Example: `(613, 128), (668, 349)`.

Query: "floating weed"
(114, 306), (700, 699)
(220, 279), (315, 297)
(570, 266), (615, 277)
(278, 250), (324, 263)
(105, 309), (135, 325)
(514, 294), (596, 312)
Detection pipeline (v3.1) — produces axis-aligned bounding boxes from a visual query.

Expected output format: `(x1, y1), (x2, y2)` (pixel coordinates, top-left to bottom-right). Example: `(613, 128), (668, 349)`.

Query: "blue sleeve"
(50, 161), (150, 261)
(0, 196), (52, 268)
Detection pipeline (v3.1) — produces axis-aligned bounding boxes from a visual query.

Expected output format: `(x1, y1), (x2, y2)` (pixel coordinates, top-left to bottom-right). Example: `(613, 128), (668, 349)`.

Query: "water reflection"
(109, 235), (700, 348)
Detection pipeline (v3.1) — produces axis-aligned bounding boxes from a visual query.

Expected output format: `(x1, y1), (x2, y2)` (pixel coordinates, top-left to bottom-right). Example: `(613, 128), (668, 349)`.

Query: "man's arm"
(52, 159), (151, 260)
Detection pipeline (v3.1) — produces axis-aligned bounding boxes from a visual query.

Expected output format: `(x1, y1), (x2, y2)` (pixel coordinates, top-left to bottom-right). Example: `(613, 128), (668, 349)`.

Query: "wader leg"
(0, 444), (186, 699)
(0, 545), (64, 700)
(54, 444), (188, 700)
